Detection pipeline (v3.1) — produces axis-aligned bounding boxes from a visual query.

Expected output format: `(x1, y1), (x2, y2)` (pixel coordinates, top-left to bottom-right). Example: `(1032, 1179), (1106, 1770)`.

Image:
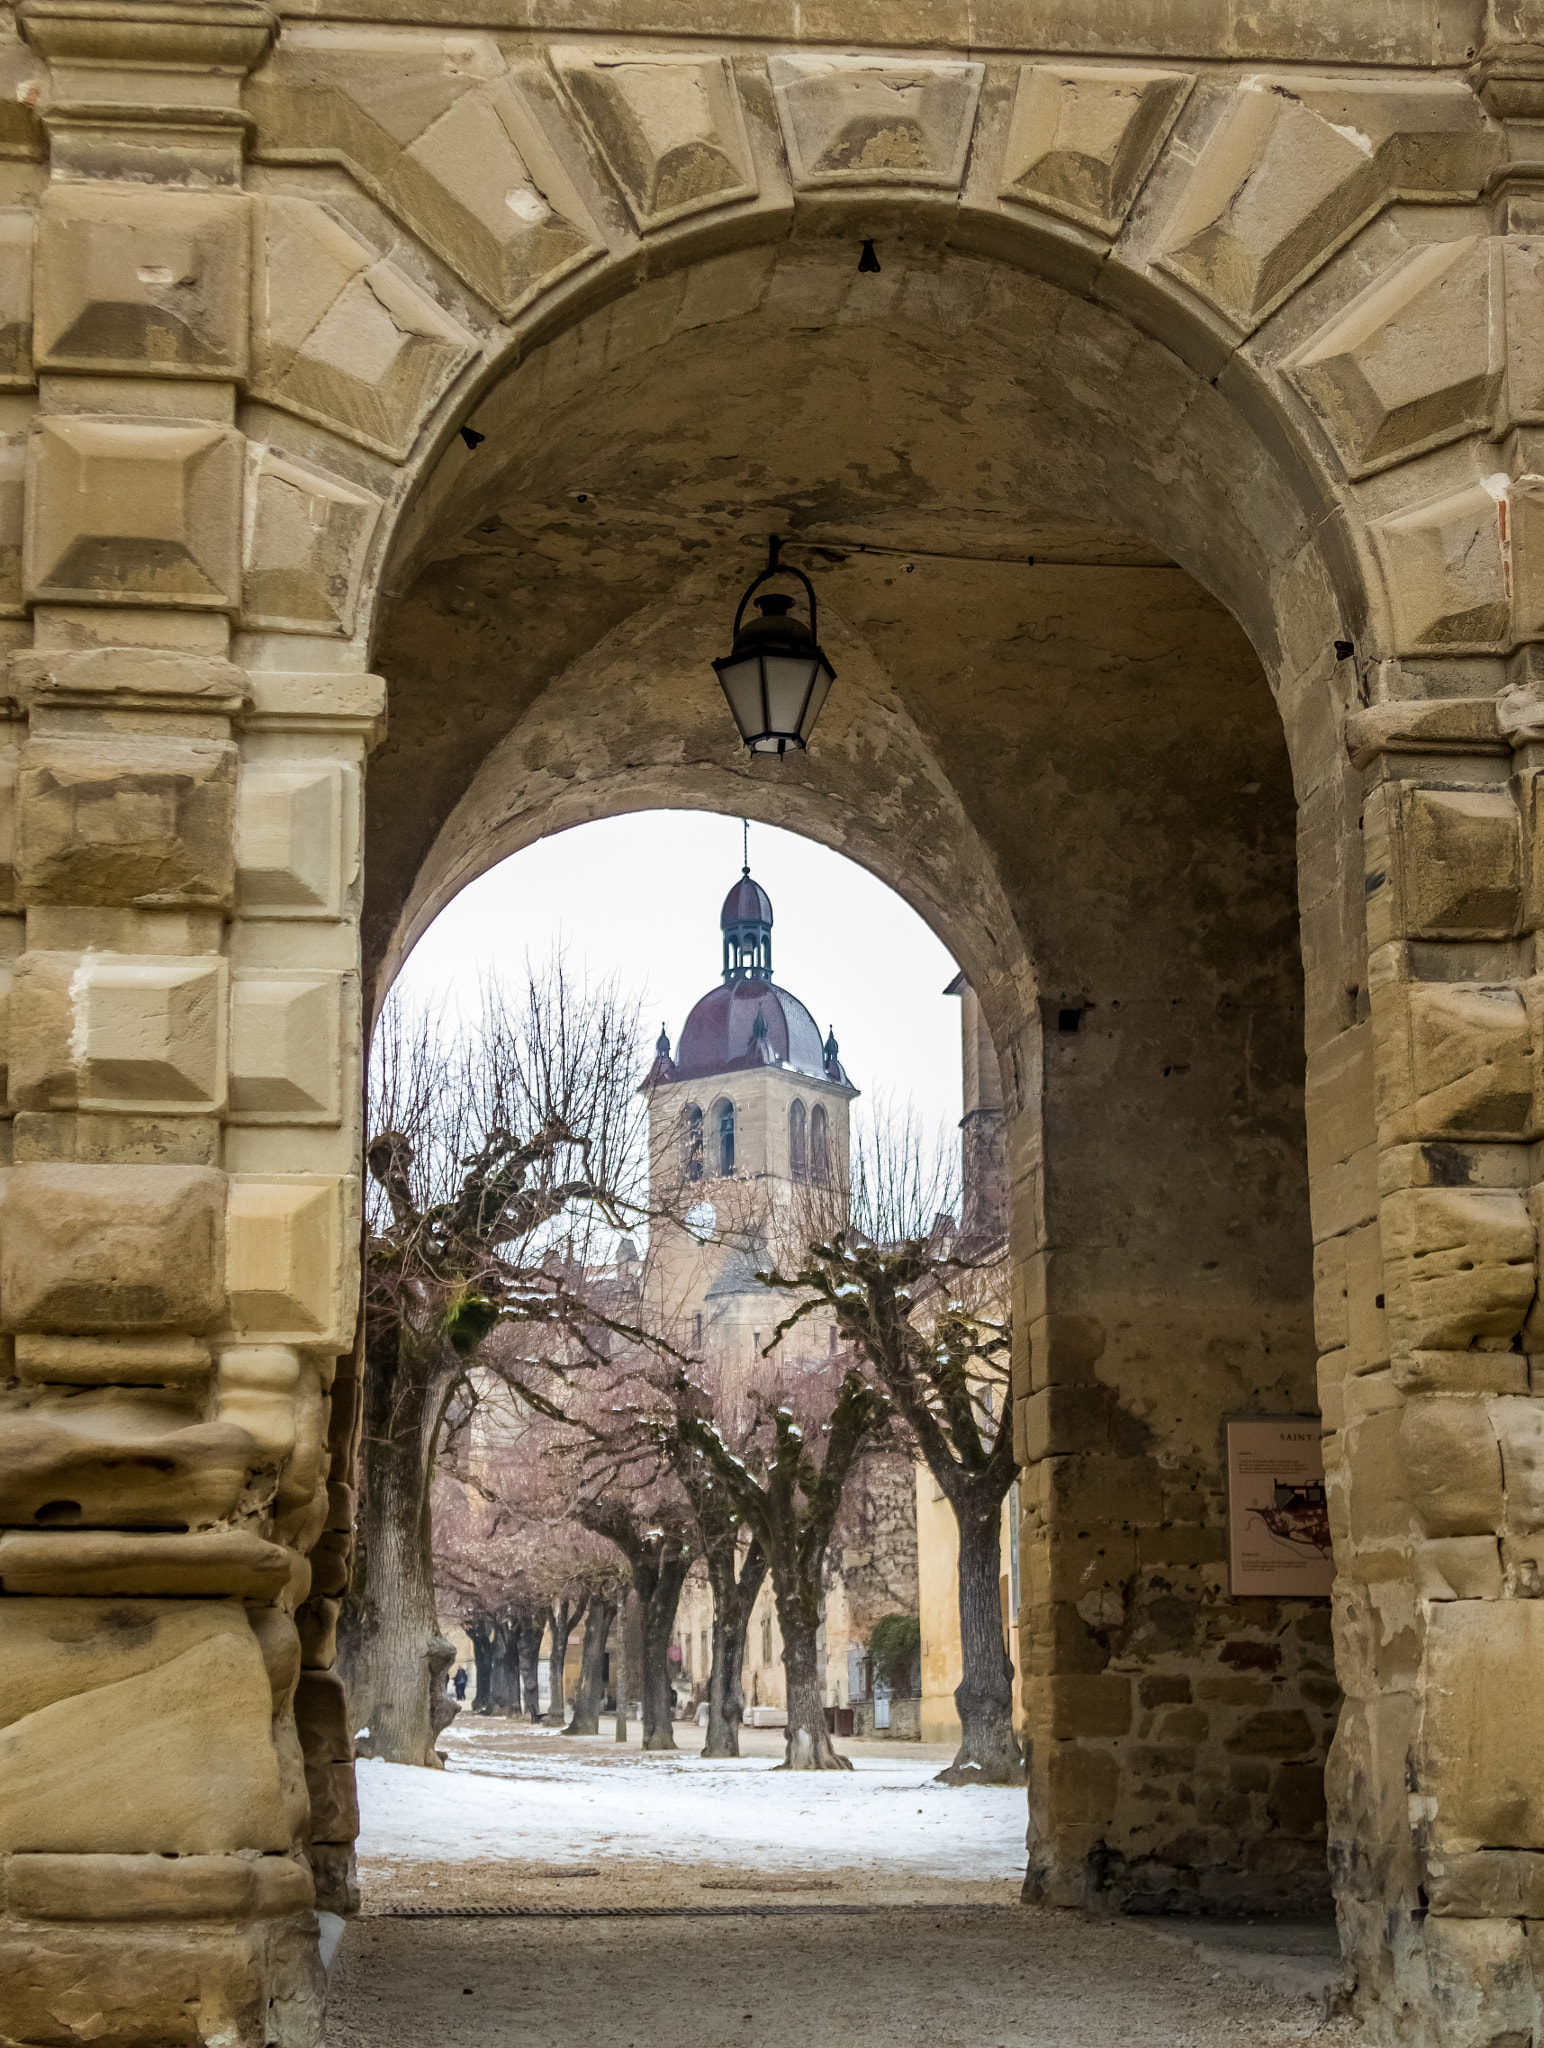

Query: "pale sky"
(391, 810), (964, 1144)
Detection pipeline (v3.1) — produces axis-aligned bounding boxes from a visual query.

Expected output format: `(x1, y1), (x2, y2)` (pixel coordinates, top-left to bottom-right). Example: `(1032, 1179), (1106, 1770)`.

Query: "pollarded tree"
(671, 1364), (889, 1771)
(340, 963), (647, 1766)
(764, 1107), (1023, 1784)
(572, 1478), (696, 1752)
(604, 1183), (891, 1770)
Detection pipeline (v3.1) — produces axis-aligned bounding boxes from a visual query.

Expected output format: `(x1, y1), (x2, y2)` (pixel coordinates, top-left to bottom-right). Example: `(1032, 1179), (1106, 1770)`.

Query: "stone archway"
(2, 7), (1544, 2046)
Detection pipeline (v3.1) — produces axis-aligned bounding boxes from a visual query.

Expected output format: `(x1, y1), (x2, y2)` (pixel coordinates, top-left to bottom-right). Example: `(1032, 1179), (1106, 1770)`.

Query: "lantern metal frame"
(711, 534), (836, 756)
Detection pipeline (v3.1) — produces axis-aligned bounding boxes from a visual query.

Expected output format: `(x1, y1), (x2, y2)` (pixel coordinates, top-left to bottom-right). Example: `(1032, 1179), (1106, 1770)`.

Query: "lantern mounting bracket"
(731, 534), (821, 649)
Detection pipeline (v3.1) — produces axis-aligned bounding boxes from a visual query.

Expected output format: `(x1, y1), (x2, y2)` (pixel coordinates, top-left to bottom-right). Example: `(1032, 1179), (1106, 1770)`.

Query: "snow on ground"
(355, 1726), (1028, 1881)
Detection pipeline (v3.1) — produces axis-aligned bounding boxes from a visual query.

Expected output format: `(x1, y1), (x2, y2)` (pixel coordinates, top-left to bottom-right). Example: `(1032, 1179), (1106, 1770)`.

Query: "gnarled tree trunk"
(565, 1596), (615, 1735)
(639, 1554), (690, 1751)
(703, 1540), (766, 1759)
(490, 1613), (520, 1714)
(940, 1502), (1023, 1785)
(546, 1593), (587, 1728)
(518, 1610), (544, 1721)
(772, 1571), (849, 1772)
(340, 1362), (447, 1767)
(468, 1617), (494, 1713)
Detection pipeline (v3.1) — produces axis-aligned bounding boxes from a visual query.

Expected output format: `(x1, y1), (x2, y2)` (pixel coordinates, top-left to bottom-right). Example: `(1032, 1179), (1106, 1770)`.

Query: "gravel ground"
(328, 1719), (1352, 2048)
(327, 1904), (1352, 2048)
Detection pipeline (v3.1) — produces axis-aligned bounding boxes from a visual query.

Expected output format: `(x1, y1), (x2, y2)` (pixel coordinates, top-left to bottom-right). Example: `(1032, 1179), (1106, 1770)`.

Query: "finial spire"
(742, 817), (749, 877)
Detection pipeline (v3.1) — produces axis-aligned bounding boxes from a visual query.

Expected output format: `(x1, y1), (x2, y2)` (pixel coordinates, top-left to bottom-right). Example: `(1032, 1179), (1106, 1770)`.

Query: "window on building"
(692, 1310), (703, 1347)
(683, 1103), (703, 1182)
(789, 1099), (807, 1179)
(761, 1615), (773, 1665)
(715, 1098), (735, 1176)
(829, 1324), (838, 1355)
(700, 1629), (709, 1678)
(810, 1104), (829, 1182)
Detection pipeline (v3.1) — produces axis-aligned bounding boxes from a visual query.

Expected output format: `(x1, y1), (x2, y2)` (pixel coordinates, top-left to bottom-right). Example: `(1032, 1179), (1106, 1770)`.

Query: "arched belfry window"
(715, 1099), (736, 1177)
(810, 1104), (829, 1183)
(683, 1104), (704, 1183)
(789, 1100), (808, 1180)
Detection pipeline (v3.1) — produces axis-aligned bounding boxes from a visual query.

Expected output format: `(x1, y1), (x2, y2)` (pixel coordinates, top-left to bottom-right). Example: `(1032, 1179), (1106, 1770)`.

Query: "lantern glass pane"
(761, 654), (816, 736)
(798, 658), (835, 744)
(714, 655), (765, 741)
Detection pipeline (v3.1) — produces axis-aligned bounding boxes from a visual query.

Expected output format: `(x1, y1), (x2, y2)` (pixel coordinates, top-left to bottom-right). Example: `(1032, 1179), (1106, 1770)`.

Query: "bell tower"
(640, 862), (858, 1355)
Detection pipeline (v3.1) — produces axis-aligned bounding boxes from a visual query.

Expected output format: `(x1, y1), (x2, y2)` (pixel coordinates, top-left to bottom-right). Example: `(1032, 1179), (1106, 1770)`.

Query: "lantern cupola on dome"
(721, 864), (773, 983)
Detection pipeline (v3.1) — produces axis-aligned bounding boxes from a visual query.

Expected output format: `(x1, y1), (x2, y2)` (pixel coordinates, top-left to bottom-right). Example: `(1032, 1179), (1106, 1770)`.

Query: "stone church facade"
(0, 2), (1542, 2043)
(646, 863), (919, 1724)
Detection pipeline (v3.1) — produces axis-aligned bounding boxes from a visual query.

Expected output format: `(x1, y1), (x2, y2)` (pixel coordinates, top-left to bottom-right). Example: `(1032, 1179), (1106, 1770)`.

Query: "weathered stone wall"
(1, 2), (1543, 2043)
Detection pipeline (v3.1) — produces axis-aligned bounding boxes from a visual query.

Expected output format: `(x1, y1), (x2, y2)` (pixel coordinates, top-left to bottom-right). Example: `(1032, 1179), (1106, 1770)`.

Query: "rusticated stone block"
(559, 51), (756, 231)
(1424, 1599), (1544, 1850)
(246, 42), (601, 319)
(25, 416), (243, 609)
(1426, 1848), (1544, 1917)
(1, 1163), (225, 1333)
(243, 449), (380, 637)
(229, 970), (344, 1122)
(306, 1527), (351, 1600)
(18, 735), (236, 909)
(1369, 971), (1536, 1143)
(998, 63), (1191, 236)
(1414, 1535), (1504, 1599)
(1157, 76), (1495, 330)
(771, 53), (982, 191)
(1371, 482), (1512, 654)
(1398, 1398), (1503, 1537)
(1020, 1383), (1111, 1460)
(1420, 1908), (1538, 2048)
(1288, 237), (1501, 477)
(14, 1334), (211, 1388)
(305, 1758), (359, 1846)
(1363, 784), (1521, 945)
(308, 1840), (359, 1915)
(0, 1609), (288, 1853)
(34, 185), (250, 378)
(252, 199), (474, 464)
(214, 1343), (300, 1463)
(1492, 1394), (1544, 1532)
(0, 1401), (258, 1529)
(296, 1668), (357, 1843)
(234, 760), (352, 919)
(0, 1528), (291, 1598)
(4, 1852), (313, 1922)
(1026, 1311), (1106, 1391)
(226, 1174), (351, 1345)
(9, 950), (227, 1114)
(1380, 1186), (1534, 1355)
(296, 1596), (340, 1670)
(0, 207), (32, 388)
(0, 1922), (267, 2047)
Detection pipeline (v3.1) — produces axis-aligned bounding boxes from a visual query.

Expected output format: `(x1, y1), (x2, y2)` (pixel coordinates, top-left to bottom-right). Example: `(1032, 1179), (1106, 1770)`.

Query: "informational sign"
(1226, 1418), (1334, 1598)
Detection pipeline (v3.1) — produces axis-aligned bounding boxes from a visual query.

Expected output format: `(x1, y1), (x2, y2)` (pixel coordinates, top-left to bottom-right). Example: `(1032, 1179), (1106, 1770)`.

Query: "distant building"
(915, 975), (1022, 1748)
(647, 862), (919, 1724)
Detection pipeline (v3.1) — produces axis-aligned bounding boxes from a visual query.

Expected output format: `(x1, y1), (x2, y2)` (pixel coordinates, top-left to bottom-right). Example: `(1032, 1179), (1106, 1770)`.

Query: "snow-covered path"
(355, 1724), (1028, 1881)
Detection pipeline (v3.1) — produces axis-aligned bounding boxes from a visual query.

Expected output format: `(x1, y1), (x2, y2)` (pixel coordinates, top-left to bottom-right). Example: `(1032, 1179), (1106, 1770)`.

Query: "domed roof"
(722, 873), (773, 929)
(675, 978), (828, 1083)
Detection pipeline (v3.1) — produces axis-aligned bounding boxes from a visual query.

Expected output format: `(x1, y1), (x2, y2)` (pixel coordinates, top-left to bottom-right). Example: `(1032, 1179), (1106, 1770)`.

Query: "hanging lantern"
(711, 535), (836, 756)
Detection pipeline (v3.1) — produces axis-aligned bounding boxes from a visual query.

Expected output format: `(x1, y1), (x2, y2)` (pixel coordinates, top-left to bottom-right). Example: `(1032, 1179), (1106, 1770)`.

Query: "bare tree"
(765, 1104), (1023, 1784)
(572, 1477), (696, 1752)
(341, 963), (647, 1766)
